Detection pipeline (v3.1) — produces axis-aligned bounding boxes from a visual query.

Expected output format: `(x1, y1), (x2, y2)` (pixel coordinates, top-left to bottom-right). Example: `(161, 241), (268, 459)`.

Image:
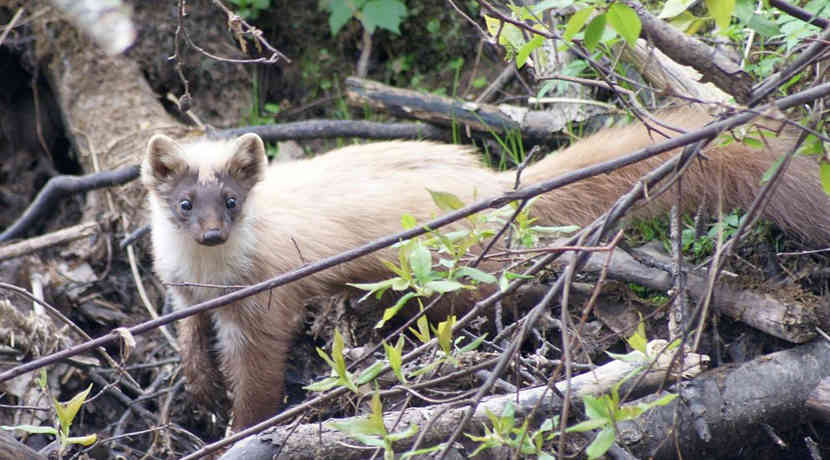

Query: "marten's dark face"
(166, 173), (249, 246)
(142, 132), (268, 247)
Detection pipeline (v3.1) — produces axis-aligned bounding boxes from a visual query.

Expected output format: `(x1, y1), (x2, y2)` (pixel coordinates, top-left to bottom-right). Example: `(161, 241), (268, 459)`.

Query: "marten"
(141, 107), (830, 431)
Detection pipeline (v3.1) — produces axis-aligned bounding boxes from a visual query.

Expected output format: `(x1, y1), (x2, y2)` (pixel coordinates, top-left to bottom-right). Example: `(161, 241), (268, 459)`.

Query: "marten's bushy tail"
(518, 108), (830, 246)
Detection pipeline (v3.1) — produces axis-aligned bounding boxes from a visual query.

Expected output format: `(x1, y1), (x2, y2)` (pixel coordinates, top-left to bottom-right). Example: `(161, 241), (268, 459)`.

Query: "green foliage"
(321, 0), (408, 36)
(1, 370), (98, 457)
(306, 329), (384, 393)
(328, 390), (419, 460)
(230, 0), (272, 20)
(681, 211), (744, 260)
(630, 207), (746, 261)
(658, 0), (735, 35)
(351, 191), (574, 329)
(382, 335), (407, 384)
(568, 326), (679, 459)
(561, 2), (641, 51)
(466, 402), (558, 459)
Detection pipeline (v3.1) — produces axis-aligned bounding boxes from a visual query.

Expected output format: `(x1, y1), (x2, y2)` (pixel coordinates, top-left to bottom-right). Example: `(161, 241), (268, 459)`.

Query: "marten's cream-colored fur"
(142, 108), (830, 430)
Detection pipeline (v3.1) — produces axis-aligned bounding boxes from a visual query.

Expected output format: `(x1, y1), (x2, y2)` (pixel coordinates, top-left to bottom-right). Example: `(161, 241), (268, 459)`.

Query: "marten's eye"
(225, 197), (237, 209)
(179, 199), (192, 212)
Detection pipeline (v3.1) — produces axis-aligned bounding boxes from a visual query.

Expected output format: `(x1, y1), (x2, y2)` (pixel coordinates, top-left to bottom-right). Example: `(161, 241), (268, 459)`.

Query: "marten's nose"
(201, 229), (225, 246)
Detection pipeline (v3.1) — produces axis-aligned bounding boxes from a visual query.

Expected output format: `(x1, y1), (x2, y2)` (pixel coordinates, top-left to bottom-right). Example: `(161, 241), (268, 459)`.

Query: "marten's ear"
(143, 134), (189, 186)
(227, 133), (267, 189)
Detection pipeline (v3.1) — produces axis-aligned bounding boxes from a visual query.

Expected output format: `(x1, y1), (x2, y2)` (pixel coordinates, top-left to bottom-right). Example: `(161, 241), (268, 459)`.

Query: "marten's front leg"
(219, 324), (293, 431)
(178, 311), (229, 414)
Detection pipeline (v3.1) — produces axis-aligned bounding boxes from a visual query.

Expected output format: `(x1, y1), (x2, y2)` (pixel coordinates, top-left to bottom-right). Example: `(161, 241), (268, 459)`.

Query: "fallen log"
(218, 340), (707, 460)
(619, 339), (830, 459)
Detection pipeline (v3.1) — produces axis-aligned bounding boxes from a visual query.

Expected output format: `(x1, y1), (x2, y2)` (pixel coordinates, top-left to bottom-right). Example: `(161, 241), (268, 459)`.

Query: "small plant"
(1, 370), (97, 458)
(567, 323), (678, 459)
(305, 329), (384, 393)
(466, 402), (558, 459)
(320, 0), (408, 36)
(681, 210), (744, 260)
(328, 390), (420, 460)
(351, 190), (574, 331)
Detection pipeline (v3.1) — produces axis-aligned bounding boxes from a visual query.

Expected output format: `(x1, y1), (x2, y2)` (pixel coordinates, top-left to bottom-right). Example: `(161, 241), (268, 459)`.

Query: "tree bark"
(619, 340), (830, 459)
(35, 18), (184, 231)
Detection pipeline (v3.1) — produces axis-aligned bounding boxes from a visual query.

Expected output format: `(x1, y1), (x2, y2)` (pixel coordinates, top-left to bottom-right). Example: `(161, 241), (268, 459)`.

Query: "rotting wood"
(345, 76), (572, 142)
(0, 219), (111, 262)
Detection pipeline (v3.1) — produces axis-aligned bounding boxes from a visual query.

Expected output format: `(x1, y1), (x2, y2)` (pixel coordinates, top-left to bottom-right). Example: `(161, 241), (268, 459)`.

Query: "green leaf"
(704, 0), (735, 33)
(37, 369), (47, 391)
(458, 333), (487, 353)
(330, 417), (385, 441)
(658, 0), (696, 18)
(400, 443), (446, 459)
(565, 417), (608, 432)
(423, 279), (466, 293)
(745, 14), (780, 36)
(582, 394), (611, 420)
(327, 0), (355, 36)
(408, 244), (433, 283)
(361, 0), (407, 34)
(435, 316), (456, 354)
(55, 383), (93, 435)
(304, 376), (340, 392)
(454, 267), (497, 284)
(648, 392), (679, 408)
(357, 361), (386, 385)
(391, 277), (410, 291)
(586, 426), (616, 459)
(625, 319), (648, 354)
(383, 335), (407, 384)
(387, 423), (419, 442)
(401, 213), (417, 229)
(349, 278), (396, 296)
(607, 3), (641, 46)
(669, 10), (706, 33)
(368, 390), (387, 433)
(797, 133), (824, 157)
(564, 6), (594, 41)
(332, 329), (348, 376)
(516, 34), (544, 69)
(410, 314), (431, 343)
(65, 433), (98, 446)
(316, 347), (337, 369)
(375, 291), (418, 329)
(428, 189), (465, 211)
(584, 13), (607, 51)
(741, 136), (763, 149)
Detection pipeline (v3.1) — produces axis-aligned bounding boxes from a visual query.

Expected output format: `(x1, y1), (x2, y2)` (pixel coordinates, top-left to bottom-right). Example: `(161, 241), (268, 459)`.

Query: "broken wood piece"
(0, 220), (109, 262)
(344, 77), (576, 142)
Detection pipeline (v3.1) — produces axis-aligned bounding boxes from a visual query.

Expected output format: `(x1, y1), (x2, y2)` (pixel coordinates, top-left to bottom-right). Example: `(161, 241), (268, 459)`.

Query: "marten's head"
(142, 133), (267, 246)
